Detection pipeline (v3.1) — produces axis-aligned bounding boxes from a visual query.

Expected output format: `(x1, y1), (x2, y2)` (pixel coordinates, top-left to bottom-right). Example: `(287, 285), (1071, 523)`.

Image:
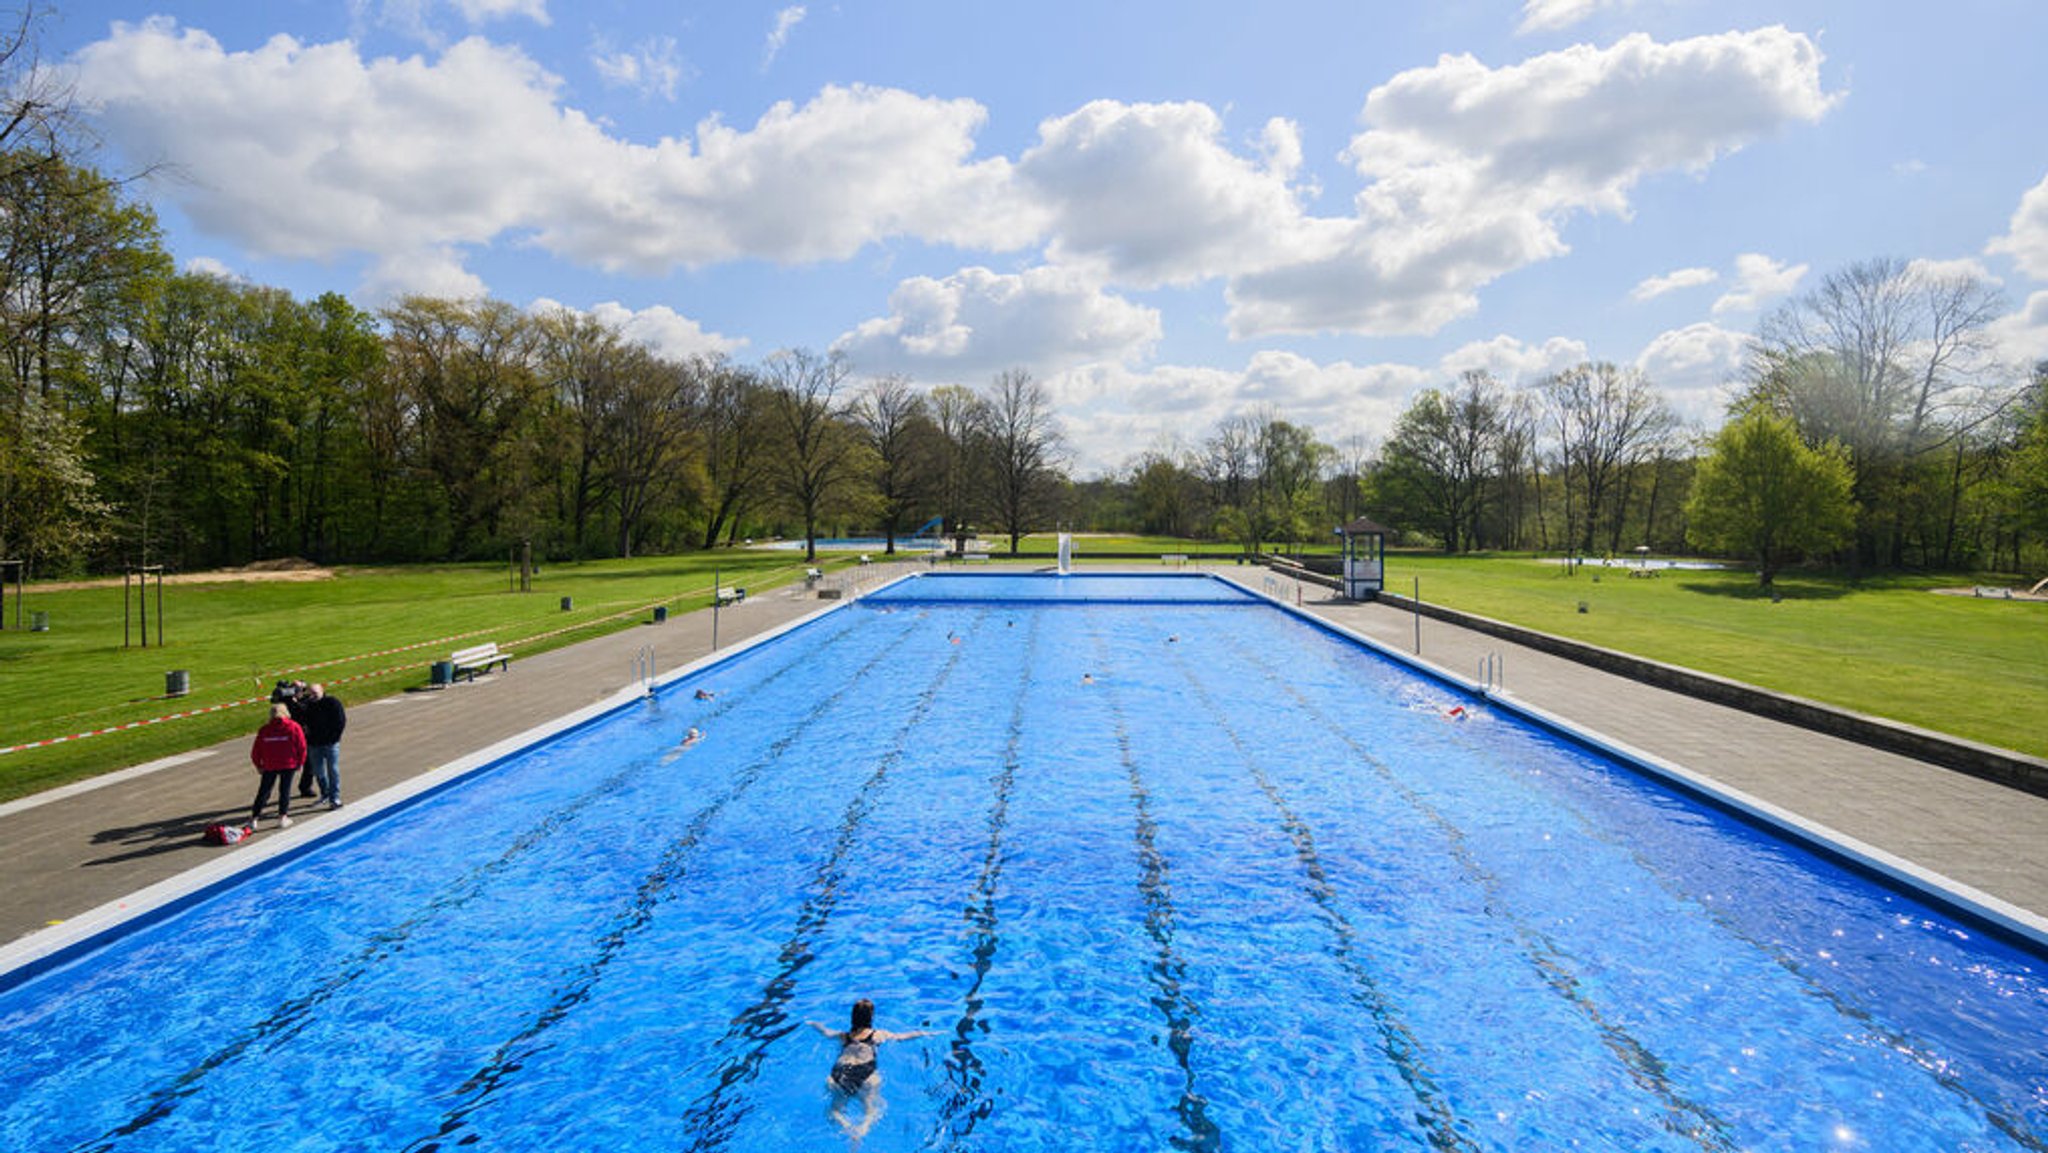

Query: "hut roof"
(1338, 516), (1393, 536)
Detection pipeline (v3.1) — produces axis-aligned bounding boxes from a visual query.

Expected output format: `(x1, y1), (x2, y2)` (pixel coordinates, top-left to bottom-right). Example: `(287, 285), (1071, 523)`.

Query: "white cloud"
(451, 0), (548, 25)
(1516, 0), (1637, 35)
(72, 22), (1041, 285)
(1227, 28), (1838, 337)
(1438, 334), (1588, 383)
(591, 35), (686, 101)
(73, 21), (1838, 349)
(1635, 321), (1749, 423)
(1988, 171), (2048, 280)
(1017, 101), (1317, 287)
(530, 298), (746, 360)
(1047, 354), (1429, 475)
(763, 6), (805, 70)
(182, 255), (239, 280)
(1711, 252), (1807, 314)
(1631, 266), (1718, 301)
(835, 265), (1159, 379)
(1906, 256), (2000, 286)
(1986, 290), (2048, 367)
(352, 0), (547, 46)
(361, 248), (490, 303)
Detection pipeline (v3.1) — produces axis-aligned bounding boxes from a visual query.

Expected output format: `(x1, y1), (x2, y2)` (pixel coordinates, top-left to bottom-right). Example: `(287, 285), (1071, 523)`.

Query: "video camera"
(269, 679), (305, 705)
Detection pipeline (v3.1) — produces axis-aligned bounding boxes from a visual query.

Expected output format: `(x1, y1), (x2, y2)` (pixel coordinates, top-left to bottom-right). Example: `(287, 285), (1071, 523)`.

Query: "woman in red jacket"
(250, 702), (307, 828)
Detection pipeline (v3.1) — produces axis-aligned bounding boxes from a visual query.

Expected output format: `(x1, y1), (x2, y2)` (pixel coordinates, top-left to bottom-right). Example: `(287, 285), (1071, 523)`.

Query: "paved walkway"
(3, 560), (2043, 955)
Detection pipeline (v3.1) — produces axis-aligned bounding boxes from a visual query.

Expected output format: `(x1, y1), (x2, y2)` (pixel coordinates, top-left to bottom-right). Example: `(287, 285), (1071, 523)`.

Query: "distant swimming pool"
(760, 536), (943, 551)
(1, 573), (2042, 1151)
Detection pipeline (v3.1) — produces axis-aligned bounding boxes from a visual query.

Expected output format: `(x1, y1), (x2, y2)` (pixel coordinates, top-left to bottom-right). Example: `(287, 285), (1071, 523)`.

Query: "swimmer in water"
(694, 688), (715, 700)
(682, 727), (703, 747)
(809, 999), (931, 1146)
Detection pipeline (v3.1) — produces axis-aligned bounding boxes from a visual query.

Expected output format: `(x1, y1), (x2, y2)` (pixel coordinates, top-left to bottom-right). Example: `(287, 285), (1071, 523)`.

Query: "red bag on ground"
(203, 822), (252, 845)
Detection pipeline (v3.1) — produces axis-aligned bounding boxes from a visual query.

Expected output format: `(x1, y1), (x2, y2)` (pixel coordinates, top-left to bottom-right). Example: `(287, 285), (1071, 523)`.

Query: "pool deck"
(2, 560), (2044, 958)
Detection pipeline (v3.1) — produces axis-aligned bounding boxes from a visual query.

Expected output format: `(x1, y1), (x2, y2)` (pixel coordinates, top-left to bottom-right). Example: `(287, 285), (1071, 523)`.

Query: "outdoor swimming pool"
(1, 573), (2043, 1151)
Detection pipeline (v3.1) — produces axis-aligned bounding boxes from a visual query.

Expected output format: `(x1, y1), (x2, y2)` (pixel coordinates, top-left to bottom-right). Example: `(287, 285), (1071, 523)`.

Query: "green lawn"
(0, 552), (827, 801)
(1379, 553), (2048, 759)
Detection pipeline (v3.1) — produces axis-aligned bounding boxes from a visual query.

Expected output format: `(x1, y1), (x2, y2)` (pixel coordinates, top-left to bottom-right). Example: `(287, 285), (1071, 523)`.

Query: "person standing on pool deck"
(808, 999), (931, 1146)
(296, 683), (348, 809)
(249, 703), (306, 828)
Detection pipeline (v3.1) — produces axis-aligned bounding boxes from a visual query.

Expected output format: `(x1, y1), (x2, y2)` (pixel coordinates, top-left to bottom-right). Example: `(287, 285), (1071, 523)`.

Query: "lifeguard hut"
(1337, 516), (1391, 600)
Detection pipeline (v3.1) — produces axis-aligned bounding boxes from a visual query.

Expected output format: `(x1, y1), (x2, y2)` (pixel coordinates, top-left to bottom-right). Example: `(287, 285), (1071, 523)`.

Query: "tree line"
(0, 60), (2042, 580)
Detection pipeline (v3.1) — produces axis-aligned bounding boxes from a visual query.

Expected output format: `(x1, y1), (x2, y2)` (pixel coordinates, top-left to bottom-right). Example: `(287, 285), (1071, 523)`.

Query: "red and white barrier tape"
(0, 576), (781, 758)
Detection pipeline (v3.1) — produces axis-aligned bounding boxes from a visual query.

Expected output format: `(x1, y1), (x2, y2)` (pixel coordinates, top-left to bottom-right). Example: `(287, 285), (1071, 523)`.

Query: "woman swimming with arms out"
(808, 998), (931, 1146)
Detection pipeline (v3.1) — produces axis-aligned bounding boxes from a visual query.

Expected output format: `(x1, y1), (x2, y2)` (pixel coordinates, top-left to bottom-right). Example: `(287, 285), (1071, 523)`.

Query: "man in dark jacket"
(297, 683), (348, 809)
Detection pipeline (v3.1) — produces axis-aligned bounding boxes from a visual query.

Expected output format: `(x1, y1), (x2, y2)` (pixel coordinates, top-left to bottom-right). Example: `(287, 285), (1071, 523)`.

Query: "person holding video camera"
(274, 679), (346, 809)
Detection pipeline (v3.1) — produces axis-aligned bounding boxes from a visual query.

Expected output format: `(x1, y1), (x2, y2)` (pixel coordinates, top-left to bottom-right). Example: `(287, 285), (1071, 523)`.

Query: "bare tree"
(765, 348), (866, 562)
(977, 369), (1065, 554)
(1748, 258), (2009, 566)
(927, 383), (984, 535)
(852, 375), (939, 553)
(1540, 362), (1674, 553)
(696, 361), (772, 549)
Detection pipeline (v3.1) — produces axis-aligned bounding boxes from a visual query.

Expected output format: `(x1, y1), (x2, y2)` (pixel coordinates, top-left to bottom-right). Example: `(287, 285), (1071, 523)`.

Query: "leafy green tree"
(1686, 406), (1855, 587)
(381, 297), (545, 558)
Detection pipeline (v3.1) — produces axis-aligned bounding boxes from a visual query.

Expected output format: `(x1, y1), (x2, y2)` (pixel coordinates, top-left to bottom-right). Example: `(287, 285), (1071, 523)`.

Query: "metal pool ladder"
(632, 644), (658, 698)
(1477, 651), (1504, 695)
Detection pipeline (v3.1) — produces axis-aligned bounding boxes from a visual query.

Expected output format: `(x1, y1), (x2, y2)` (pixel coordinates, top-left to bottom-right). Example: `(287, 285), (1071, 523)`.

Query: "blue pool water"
(1, 573), (2044, 1151)
(761, 536), (943, 551)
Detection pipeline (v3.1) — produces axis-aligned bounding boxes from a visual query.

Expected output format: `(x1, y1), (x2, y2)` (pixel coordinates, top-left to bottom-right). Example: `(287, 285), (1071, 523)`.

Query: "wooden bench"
(716, 586), (745, 605)
(450, 642), (511, 682)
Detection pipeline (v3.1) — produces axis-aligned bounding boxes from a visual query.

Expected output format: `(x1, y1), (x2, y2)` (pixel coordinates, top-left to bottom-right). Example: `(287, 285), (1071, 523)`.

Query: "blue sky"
(46, 0), (2048, 472)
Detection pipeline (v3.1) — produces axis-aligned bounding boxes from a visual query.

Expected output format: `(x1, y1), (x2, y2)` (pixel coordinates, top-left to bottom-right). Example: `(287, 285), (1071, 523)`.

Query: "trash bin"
(29, 611), (48, 632)
(431, 660), (454, 687)
(166, 669), (190, 697)
(560, 596), (573, 611)
(653, 605), (668, 623)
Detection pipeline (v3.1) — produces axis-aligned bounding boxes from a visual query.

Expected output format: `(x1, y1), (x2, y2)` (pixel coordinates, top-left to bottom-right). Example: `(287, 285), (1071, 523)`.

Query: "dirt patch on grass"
(33, 560), (337, 593)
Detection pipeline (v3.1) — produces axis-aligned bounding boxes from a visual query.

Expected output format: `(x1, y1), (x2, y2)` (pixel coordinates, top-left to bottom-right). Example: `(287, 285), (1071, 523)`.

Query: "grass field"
(0, 551), (830, 801)
(1365, 553), (2048, 759)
